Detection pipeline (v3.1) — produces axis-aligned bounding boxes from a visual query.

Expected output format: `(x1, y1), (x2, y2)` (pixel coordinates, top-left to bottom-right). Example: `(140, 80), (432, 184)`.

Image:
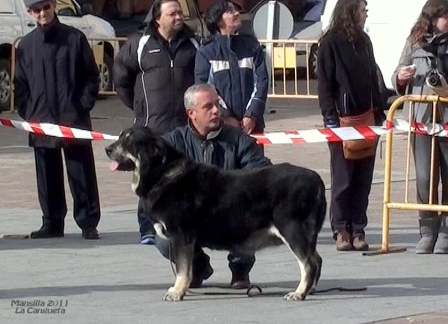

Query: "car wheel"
(308, 44), (318, 79)
(0, 58), (11, 111)
(99, 52), (113, 92)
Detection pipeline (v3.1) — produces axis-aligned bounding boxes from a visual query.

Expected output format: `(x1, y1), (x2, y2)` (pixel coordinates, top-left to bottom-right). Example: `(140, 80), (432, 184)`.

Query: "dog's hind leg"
(163, 235), (194, 302)
(309, 251), (322, 295)
(270, 224), (319, 301)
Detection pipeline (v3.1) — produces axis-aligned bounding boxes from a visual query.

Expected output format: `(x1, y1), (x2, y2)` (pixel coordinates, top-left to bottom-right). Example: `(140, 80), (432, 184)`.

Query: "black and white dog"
(106, 126), (327, 302)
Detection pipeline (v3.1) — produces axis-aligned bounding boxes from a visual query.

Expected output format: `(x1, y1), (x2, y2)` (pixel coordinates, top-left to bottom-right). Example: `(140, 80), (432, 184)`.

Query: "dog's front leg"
(163, 235), (194, 302)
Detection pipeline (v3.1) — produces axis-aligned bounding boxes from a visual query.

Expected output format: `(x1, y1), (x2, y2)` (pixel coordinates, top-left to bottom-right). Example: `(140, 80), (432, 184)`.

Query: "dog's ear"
(154, 137), (169, 164)
(144, 137), (168, 165)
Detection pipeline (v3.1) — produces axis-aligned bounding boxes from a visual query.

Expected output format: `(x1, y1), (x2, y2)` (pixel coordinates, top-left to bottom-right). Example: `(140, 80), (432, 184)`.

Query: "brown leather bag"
(339, 109), (378, 160)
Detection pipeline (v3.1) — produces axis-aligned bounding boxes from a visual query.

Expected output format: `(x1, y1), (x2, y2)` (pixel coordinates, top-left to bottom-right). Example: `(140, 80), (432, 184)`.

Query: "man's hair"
(323, 0), (368, 44)
(204, 0), (242, 34)
(184, 84), (217, 109)
(409, 0), (448, 45)
(152, 0), (180, 26)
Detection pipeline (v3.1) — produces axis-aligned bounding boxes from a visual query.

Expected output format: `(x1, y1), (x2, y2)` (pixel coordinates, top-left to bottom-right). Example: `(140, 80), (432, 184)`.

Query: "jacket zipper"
(343, 93), (347, 114)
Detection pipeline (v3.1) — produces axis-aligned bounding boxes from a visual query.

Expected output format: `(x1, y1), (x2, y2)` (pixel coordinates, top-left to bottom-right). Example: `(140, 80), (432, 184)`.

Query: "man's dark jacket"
(162, 124), (271, 170)
(113, 4), (197, 135)
(195, 34), (268, 132)
(14, 17), (99, 148)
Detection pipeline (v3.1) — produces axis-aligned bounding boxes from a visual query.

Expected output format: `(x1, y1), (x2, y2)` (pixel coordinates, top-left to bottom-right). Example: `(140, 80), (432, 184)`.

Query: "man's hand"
(242, 117), (256, 134)
(222, 116), (241, 128)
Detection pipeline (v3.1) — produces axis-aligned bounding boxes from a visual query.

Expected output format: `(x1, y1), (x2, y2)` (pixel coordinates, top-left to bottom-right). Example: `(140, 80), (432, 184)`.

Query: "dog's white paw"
(283, 291), (306, 301)
(163, 287), (185, 302)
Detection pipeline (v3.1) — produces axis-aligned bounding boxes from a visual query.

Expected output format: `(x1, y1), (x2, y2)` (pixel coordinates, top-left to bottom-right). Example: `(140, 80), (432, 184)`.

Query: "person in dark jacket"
(14, 0), (101, 239)
(195, 0), (268, 134)
(113, 0), (198, 245)
(155, 83), (272, 289)
(317, 0), (385, 251)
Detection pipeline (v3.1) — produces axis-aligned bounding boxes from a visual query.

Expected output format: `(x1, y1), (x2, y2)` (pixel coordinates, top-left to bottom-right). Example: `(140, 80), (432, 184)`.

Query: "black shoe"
(189, 264), (214, 288)
(30, 225), (64, 239)
(82, 228), (100, 240)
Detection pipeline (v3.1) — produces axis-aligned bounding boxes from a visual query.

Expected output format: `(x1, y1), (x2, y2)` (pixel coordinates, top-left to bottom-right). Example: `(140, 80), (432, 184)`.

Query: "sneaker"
(189, 264), (214, 288)
(140, 234), (156, 245)
(230, 273), (251, 289)
(336, 230), (353, 251)
(352, 236), (369, 251)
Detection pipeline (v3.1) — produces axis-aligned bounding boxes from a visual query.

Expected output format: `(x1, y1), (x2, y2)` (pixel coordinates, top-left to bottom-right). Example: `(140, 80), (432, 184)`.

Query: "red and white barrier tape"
(0, 118), (118, 141)
(1, 117), (447, 145)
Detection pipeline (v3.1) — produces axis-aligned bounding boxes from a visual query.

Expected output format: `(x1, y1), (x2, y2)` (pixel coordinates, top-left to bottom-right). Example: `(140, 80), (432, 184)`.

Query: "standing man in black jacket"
(14, 0), (101, 239)
(113, 0), (198, 245)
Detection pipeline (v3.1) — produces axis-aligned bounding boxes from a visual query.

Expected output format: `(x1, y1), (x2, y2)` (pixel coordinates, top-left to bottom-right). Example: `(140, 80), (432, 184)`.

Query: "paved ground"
(1, 97), (447, 324)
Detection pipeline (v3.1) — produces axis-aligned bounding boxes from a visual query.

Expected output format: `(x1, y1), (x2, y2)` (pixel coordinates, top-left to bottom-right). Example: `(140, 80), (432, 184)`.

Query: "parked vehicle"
(89, 0), (253, 38)
(0, 0), (118, 111)
(250, 0), (325, 79)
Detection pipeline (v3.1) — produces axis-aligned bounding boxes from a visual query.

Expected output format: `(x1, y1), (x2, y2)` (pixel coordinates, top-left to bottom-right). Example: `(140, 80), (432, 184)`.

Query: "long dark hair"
(409, 0), (448, 45)
(323, 0), (367, 44)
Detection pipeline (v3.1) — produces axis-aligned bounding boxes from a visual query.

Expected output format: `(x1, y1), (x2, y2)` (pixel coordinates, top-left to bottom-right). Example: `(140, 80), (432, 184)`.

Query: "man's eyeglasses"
(29, 3), (52, 14)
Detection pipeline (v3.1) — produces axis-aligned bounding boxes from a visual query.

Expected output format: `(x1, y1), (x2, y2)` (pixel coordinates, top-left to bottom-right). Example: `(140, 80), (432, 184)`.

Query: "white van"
(0, 0), (118, 111)
(321, 0), (426, 90)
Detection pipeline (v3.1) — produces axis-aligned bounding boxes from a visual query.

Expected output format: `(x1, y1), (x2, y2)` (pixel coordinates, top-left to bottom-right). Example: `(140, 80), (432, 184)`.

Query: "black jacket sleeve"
(113, 35), (141, 109)
(13, 45), (29, 119)
(317, 37), (339, 125)
(194, 47), (211, 84)
(237, 131), (272, 169)
(78, 34), (99, 112)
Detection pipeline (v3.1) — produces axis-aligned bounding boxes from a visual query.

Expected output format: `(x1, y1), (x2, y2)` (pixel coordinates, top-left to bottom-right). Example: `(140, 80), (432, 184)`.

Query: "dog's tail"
(313, 176), (327, 235)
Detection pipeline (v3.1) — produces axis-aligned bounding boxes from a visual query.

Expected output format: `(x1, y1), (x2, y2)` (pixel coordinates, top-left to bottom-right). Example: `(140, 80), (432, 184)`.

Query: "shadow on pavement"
(1, 276), (446, 301)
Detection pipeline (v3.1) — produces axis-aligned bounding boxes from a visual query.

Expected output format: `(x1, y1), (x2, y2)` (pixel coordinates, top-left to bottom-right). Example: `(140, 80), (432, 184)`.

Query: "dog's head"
(105, 126), (171, 193)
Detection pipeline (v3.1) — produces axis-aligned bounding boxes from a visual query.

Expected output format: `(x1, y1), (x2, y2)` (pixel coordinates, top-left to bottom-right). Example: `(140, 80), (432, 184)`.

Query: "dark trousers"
(328, 142), (376, 238)
(412, 134), (448, 218)
(139, 202), (255, 276)
(34, 144), (100, 229)
(138, 197), (155, 235)
(154, 233), (255, 277)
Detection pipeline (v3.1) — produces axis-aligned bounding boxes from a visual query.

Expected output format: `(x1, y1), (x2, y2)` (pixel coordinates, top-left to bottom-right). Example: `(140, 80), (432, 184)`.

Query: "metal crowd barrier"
(365, 95), (448, 256)
(259, 39), (319, 99)
(86, 37), (127, 96)
(9, 36), (126, 111)
(9, 37), (319, 112)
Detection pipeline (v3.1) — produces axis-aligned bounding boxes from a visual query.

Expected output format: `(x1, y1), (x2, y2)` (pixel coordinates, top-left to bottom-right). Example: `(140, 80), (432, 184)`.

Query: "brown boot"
(336, 230), (353, 251)
(352, 235), (369, 251)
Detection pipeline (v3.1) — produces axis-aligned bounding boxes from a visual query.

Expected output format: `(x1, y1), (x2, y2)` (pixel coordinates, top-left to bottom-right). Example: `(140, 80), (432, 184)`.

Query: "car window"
(0, 0), (14, 13)
(178, 0), (190, 19)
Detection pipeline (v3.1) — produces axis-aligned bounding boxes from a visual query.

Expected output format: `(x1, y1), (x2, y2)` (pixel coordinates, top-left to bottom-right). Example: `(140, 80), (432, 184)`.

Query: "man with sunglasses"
(14, 0), (101, 240)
